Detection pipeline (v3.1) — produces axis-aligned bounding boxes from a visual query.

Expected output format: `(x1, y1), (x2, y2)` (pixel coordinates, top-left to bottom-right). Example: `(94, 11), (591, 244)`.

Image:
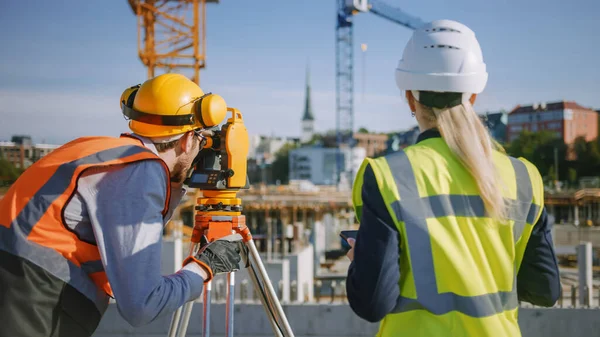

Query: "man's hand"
(346, 238), (356, 261)
(184, 240), (241, 282)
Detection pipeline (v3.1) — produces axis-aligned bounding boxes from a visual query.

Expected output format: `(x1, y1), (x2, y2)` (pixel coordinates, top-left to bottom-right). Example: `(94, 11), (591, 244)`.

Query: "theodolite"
(168, 107), (295, 337)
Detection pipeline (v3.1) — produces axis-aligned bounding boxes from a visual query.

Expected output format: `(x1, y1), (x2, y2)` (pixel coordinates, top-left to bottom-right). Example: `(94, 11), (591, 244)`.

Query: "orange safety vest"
(0, 134), (171, 311)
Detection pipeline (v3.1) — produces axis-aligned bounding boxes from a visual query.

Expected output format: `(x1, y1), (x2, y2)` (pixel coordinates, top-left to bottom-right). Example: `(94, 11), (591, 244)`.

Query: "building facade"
(385, 126), (420, 154)
(288, 146), (366, 186)
(507, 101), (598, 144)
(353, 132), (388, 157)
(248, 135), (300, 165)
(480, 111), (508, 144)
(0, 135), (60, 169)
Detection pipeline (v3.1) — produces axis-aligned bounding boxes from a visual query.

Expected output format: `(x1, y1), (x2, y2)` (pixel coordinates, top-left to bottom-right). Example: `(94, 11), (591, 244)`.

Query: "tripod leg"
(176, 300), (196, 337)
(250, 257), (289, 336)
(246, 239), (295, 337)
(168, 307), (182, 337)
(240, 242), (283, 337)
(202, 281), (212, 337)
(246, 259), (283, 337)
(169, 241), (200, 337)
(225, 272), (235, 337)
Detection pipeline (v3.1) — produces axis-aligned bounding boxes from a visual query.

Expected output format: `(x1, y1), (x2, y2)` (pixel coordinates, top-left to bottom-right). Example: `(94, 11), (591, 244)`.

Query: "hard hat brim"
(395, 68), (488, 94)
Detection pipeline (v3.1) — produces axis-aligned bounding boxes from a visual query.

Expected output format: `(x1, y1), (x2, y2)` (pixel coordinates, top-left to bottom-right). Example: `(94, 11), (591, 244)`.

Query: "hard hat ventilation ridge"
(425, 27), (461, 33)
(424, 45), (461, 49)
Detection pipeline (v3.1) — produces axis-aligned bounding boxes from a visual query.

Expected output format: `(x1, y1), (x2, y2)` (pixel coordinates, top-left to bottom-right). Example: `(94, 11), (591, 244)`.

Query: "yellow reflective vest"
(352, 136), (544, 337)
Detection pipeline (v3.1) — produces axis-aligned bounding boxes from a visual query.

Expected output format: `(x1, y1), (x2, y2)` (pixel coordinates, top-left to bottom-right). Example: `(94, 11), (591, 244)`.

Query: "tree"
(270, 142), (299, 185)
(358, 127), (369, 134)
(303, 133), (324, 146)
(568, 168), (578, 186)
(546, 165), (557, 183)
(0, 156), (20, 186)
(506, 130), (567, 180)
(572, 136), (600, 178)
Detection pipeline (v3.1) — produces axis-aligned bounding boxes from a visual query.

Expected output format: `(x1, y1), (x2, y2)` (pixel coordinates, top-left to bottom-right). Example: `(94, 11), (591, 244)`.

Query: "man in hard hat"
(345, 20), (560, 336)
(0, 73), (242, 337)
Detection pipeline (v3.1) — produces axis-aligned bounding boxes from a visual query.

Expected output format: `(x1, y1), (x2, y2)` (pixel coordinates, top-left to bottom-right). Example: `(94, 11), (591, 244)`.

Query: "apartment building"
(0, 135), (60, 169)
(507, 101), (598, 144)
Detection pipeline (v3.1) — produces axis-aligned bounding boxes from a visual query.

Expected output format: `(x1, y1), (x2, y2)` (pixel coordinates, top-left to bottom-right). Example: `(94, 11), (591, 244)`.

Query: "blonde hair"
(417, 99), (508, 220)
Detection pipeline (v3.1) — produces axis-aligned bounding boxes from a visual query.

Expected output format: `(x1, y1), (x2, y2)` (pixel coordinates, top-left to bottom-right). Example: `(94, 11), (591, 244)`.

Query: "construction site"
(1, 0), (600, 336)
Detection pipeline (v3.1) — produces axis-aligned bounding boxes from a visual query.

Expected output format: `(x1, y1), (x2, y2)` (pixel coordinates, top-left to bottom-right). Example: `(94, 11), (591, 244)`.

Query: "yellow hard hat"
(120, 73), (227, 138)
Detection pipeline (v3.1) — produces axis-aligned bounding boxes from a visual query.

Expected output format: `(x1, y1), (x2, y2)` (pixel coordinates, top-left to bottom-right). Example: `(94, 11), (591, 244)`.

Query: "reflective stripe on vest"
(0, 137), (171, 313)
(383, 150), (540, 318)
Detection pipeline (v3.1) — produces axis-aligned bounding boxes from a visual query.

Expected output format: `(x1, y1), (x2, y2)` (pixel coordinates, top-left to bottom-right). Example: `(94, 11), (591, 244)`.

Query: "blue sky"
(0, 0), (598, 144)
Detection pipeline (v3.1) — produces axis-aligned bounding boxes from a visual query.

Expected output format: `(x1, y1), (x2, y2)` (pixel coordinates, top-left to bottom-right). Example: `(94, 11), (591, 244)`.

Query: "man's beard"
(170, 138), (201, 185)
(171, 157), (193, 184)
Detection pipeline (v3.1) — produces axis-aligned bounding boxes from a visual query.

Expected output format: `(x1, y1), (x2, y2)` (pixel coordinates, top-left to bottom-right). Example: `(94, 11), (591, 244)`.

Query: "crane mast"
(335, 0), (355, 189)
(335, 0), (424, 188)
(127, 0), (219, 85)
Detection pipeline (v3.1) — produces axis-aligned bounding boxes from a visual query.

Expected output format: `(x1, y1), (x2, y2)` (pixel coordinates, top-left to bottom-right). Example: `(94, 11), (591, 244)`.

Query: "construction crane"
(127, 0), (219, 85)
(335, 0), (424, 187)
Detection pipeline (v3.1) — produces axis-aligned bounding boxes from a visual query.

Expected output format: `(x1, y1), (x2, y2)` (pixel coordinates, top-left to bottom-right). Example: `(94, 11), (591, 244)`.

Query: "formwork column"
(251, 211), (258, 233)
(578, 242), (593, 307)
(266, 208), (272, 261)
(281, 207), (290, 256)
(568, 206), (573, 223)
(292, 206), (299, 251)
(549, 204), (555, 218)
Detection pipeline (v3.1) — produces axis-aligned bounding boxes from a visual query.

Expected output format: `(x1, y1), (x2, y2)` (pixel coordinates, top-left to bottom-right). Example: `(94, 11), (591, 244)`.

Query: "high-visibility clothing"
(352, 136), (544, 337)
(0, 135), (171, 313)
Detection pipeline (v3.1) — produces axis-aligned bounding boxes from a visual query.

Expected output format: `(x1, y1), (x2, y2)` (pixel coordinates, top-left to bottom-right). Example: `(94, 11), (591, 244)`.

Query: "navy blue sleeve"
(516, 207), (561, 307)
(346, 163), (401, 323)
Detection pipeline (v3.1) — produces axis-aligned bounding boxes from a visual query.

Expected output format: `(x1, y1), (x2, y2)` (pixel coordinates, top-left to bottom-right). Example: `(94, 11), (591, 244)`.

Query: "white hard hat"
(395, 20), (488, 95)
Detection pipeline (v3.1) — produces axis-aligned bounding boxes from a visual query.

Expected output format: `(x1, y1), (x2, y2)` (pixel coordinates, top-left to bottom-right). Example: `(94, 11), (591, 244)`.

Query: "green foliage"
(357, 127), (369, 134)
(568, 168), (577, 184)
(506, 130), (567, 179)
(506, 130), (600, 187)
(0, 156), (20, 186)
(572, 136), (600, 177)
(547, 165), (557, 181)
(303, 133), (324, 146)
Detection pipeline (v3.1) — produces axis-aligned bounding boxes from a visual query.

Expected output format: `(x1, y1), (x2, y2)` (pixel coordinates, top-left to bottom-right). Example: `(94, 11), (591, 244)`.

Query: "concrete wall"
(93, 303), (600, 337)
(162, 239), (319, 304)
(284, 245), (314, 302)
(554, 225), (600, 247)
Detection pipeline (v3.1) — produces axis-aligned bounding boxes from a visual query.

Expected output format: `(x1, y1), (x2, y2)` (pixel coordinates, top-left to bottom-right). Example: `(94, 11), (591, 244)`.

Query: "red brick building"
(507, 101), (598, 144)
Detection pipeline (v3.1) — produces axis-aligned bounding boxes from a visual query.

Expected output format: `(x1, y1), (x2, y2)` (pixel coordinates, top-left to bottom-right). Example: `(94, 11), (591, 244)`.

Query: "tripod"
(167, 192), (295, 337)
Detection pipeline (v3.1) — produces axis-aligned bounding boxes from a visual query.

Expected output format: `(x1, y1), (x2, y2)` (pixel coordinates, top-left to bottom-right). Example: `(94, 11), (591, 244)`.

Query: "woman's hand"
(346, 238), (356, 261)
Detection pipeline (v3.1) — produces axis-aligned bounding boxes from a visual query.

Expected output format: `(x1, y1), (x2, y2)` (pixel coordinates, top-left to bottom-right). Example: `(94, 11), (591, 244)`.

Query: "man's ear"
(180, 131), (195, 154)
(405, 90), (416, 113)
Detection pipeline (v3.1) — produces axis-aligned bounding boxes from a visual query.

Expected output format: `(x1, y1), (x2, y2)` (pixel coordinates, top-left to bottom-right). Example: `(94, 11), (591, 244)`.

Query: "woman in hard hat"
(345, 20), (560, 337)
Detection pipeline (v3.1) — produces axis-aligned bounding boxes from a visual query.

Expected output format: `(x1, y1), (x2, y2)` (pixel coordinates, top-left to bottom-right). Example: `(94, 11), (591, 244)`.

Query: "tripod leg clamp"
(183, 256), (214, 283)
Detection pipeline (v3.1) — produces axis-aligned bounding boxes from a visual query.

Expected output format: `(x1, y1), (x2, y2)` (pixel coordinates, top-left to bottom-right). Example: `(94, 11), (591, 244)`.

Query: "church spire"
(302, 63), (314, 122)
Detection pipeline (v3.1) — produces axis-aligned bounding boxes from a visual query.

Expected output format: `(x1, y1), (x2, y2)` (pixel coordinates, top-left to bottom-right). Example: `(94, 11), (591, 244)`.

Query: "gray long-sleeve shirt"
(63, 135), (205, 326)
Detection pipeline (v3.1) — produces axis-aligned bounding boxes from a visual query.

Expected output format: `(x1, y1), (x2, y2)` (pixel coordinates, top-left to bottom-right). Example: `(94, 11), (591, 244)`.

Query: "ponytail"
(419, 100), (508, 220)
